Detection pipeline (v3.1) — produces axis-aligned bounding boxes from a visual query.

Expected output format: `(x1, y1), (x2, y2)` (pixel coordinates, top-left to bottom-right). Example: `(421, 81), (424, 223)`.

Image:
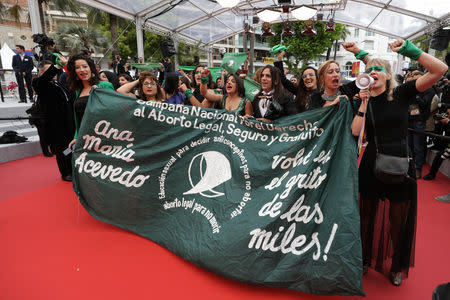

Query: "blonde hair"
(366, 58), (397, 101)
(317, 60), (340, 91)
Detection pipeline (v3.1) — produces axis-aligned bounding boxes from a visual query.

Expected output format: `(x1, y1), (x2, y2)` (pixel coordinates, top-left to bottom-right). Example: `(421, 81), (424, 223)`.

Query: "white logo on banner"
(228, 60), (234, 67)
(184, 151), (232, 198)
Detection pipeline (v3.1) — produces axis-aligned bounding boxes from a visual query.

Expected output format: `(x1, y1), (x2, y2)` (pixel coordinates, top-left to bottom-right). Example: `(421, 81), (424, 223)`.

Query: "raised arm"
(274, 51), (297, 95)
(179, 83), (202, 107)
(342, 42), (371, 65)
(199, 68), (222, 103)
(389, 39), (448, 93)
(117, 79), (139, 98)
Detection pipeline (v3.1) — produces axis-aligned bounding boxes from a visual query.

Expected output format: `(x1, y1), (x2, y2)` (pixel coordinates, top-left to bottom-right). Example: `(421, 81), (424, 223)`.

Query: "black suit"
(12, 53), (34, 102)
(32, 65), (75, 177)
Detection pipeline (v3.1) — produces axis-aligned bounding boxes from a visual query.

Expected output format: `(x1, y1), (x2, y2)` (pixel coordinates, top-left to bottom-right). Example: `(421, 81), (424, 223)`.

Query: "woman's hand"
(179, 83), (187, 93)
(201, 68), (210, 78)
(359, 89), (370, 104)
(68, 139), (77, 150)
(57, 55), (68, 66)
(342, 42), (360, 54)
(389, 39), (405, 52)
(277, 50), (285, 62)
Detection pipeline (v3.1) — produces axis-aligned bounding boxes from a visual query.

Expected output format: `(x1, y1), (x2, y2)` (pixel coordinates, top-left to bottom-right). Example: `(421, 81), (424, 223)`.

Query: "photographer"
(423, 102), (450, 180)
(32, 57), (75, 182)
(32, 34), (62, 64)
(406, 70), (435, 179)
(424, 54), (450, 181)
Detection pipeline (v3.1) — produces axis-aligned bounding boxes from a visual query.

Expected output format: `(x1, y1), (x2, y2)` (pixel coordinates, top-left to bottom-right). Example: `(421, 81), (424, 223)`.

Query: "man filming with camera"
(32, 34), (62, 65)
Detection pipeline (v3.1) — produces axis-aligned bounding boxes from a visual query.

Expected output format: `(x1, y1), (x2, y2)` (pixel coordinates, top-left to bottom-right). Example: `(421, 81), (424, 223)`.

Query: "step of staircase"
(0, 98), (42, 163)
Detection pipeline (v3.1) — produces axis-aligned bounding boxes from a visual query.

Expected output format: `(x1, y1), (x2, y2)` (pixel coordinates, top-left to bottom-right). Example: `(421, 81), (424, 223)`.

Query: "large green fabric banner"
(72, 89), (364, 296)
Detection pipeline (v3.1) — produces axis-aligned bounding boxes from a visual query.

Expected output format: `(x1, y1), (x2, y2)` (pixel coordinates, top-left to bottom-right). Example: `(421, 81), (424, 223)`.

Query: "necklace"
(321, 90), (341, 101)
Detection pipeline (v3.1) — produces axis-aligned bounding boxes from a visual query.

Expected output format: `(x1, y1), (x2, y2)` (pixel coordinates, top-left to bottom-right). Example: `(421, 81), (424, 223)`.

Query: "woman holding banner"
(310, 60), (359, 111)
(199, 68), (252, 116)
(275, 50), (318, 112)
(345, 40), (447, 286)
(67, 53), (115, 150)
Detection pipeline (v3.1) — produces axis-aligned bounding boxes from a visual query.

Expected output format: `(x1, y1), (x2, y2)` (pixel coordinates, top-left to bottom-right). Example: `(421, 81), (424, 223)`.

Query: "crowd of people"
(26, 38), (448, 287)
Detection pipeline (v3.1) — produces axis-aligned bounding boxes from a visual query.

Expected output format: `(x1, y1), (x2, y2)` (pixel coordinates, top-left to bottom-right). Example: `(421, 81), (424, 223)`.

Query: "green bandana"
(365, 66), (386, 74)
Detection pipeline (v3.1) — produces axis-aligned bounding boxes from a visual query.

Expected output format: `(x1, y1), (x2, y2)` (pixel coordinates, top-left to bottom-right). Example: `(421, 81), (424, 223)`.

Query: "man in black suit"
(32, 58), (75, 181)
(12, 45), (35, 103)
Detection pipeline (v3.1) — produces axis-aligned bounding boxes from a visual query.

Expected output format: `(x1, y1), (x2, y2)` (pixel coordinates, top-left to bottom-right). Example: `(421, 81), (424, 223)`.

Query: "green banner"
(221, 53), (248, 74)
(131, 63), (162, 71)
(72, 89), (364, 296)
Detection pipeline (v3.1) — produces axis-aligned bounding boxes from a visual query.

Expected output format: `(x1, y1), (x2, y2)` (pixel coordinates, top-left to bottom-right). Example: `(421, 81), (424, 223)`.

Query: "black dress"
(359, 80), (419, 278)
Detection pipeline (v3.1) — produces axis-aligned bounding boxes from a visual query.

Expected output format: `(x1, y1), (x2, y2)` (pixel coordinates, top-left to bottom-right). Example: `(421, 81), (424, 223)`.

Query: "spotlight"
(325, 18), (335, 32)
(316, 12), (323, 21)
(252, 16), (260, 24)
(262, 22), (274, 37)
(301, 20), (317, 35)
(243, 22), (253, 34)
(283, 22), (293, 36)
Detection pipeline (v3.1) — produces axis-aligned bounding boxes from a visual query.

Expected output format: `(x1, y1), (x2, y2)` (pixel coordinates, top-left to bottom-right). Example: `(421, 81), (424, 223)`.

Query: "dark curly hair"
(67, 53), (99, 92)
(225, 74), (245, 98)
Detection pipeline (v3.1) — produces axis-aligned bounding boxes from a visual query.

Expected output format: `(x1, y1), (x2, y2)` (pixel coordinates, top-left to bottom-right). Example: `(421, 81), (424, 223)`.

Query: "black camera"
(32, 34), (54, 47)
(433, 102), (449, 120)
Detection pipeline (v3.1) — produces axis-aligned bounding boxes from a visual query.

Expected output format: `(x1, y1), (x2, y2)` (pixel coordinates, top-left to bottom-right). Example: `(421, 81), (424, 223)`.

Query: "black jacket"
(252, 92), (296, 120)
(32, 65), (75, 145)
(12, 54), (34, 74)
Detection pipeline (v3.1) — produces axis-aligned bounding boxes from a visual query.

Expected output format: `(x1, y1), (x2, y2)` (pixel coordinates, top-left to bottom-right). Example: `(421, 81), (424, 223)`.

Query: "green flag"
(243, 77), (261, 101)
(72, 89), (365, 297)
(131, 63), (162, 71)
(221, 53), (248, 74)
(178, 66), (196, 71)
(209, 67), (223, 81)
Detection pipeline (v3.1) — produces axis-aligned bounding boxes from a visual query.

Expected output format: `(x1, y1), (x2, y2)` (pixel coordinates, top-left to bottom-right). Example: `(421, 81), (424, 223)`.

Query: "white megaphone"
(355, 73), (374, 89)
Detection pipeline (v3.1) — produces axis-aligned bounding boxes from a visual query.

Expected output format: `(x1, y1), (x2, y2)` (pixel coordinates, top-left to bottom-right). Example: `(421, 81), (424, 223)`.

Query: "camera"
(32, 33), (54, 47)
(433, 102), (449, 121)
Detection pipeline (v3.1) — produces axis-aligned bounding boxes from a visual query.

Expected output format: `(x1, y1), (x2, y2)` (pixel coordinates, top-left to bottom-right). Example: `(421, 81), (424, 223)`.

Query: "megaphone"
(355, 73), (374, 89)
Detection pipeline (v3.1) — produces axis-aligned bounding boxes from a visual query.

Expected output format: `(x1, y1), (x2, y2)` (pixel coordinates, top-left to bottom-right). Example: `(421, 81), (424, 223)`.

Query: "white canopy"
(74, 0), (449, 45)
(0, 43), (16, 70)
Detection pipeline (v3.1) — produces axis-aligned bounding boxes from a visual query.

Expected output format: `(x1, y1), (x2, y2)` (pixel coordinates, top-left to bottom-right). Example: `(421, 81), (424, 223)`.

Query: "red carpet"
(0, 155), (449, 300)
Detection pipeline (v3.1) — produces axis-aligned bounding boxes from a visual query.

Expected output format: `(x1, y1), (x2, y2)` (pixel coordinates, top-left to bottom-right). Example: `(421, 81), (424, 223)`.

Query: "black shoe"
(18, 100), (26, 103)
(423, 173), (435, 180)
(62, 175), (72, 182)
(43, 153), (53, 157)
(389, 272), (402, 286)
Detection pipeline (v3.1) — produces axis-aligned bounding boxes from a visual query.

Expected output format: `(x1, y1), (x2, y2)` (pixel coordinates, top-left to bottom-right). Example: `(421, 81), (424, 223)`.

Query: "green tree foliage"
(266, 21), (347, 75)
(177, 41), (205, 66)
(51, 23), (108, 55)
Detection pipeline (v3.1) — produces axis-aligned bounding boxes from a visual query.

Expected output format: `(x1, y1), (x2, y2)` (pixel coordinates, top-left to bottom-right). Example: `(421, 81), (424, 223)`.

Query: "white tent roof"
(75, 0), (450, 45)
(0, 43), (16, 70)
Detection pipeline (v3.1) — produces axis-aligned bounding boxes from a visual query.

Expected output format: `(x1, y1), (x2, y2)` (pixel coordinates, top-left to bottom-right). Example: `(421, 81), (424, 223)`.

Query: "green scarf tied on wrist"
(397, 40), (423, 61)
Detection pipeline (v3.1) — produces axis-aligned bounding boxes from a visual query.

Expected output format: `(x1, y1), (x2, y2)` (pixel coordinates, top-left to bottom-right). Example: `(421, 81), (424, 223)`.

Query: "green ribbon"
(184, 89), (193, 99)
(354, 49), (369, 61)
(201, 77), (209, 85)
(397, 40), (423, 61)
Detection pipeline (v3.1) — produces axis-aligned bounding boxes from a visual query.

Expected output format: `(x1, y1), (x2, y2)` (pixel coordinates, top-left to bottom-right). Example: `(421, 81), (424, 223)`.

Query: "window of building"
(366, 30), (374, 36)
(364, 40), (374, 50)
(345, 62), (353, 77)
(354, 28), (359, 37)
